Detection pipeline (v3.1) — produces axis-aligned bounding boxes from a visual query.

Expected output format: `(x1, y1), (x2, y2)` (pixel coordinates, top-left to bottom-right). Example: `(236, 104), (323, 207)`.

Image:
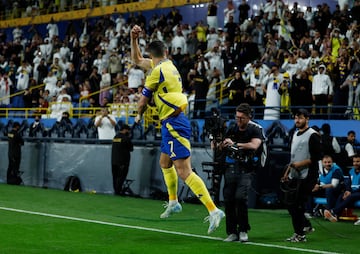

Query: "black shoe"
(286, 233), (307, 242)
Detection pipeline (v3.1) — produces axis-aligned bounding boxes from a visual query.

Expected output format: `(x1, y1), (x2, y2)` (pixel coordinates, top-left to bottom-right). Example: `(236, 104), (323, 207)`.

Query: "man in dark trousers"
(220, 103), (264, 242)
(111, 124), (133, 196)
(281, 108), (321, 242)
(7, 121), (24, 185)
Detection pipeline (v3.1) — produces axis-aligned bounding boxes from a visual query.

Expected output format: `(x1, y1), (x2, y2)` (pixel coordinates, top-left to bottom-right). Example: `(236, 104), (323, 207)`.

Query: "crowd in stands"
(1, 0), (360, 121)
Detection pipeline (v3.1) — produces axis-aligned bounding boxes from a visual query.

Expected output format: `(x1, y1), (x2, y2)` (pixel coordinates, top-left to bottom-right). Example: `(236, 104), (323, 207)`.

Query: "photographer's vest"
(349, 168), (360, 191)
(289, 128), (316, 179)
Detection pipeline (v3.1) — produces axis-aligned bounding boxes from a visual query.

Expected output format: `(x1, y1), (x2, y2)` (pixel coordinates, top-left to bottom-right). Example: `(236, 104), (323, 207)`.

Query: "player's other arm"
(135, 93), (150, 124)
(130, 25), (151, 71)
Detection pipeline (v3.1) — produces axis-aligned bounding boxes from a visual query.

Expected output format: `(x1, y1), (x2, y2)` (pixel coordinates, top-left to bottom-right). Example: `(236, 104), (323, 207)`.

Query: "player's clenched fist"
(131, 25), (142, 40)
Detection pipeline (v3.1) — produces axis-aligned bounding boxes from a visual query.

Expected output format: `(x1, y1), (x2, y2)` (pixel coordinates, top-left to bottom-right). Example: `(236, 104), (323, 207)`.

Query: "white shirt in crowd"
(44, 73), (58, 97)
(0, 77), (13, 105)
(127, 67), (144, 89)
(16, 64), (32, 90)
(95, 114), (116, 140)
(312, 66), (333, 96)
(263, 72), (284, 120)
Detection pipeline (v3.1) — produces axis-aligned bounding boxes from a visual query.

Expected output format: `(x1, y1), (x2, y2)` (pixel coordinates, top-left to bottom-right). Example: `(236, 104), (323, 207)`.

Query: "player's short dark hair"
(147, 40), (165, 58)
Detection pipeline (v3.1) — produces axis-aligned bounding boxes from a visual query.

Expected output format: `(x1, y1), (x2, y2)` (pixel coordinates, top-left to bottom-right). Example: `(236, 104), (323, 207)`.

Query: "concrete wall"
(0, 141), (216, 199)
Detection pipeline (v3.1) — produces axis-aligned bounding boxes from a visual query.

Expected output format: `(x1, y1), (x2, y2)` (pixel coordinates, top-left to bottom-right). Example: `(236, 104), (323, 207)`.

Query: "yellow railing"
(79, 78), (130, 106)
(0, 83), (45, 103)
(143, 105), (161, 131)
(47, 101), (74, 117)
(0, 104), (138, 124)
(0, 76), (233, 132)
(71, 107), (102, 118)
(206, 76), (232, 106)
(0, 107), (46, 118)
(0, 77), (229, 119)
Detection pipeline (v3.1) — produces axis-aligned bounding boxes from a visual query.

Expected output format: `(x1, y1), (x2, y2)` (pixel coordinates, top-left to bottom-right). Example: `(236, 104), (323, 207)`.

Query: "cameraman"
(221, 103), (263, 242)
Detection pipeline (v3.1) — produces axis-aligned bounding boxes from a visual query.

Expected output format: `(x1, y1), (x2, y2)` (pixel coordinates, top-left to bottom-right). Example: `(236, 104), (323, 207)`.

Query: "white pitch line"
(0, 206), (342, 254)
(0, 206), (222, 240)
(244, 242), (342, 254)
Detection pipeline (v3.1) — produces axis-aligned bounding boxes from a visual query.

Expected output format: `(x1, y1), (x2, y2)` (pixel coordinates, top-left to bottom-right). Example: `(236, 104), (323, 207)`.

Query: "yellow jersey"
(145, 59), (188, 120)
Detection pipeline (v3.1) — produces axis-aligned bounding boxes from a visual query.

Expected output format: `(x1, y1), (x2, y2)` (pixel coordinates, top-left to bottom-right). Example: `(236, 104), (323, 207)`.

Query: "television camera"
(226, 144), (256, 163)
(203, 108), (227, 142)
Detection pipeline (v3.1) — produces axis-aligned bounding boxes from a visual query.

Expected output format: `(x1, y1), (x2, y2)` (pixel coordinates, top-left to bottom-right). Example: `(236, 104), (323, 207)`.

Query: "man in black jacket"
(7, 121), (24, 185)
(111, 124), (133, 196)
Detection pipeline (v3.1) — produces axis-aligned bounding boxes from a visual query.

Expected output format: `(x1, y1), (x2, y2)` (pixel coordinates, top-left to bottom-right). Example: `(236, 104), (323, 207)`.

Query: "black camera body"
(226, 145), (252, 162)
(204, 114), (227, 142)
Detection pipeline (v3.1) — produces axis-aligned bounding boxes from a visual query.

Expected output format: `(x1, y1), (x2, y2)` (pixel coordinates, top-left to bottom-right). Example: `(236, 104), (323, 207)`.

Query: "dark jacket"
(111, 132), (134, 166)
(8, 128), (24, 159)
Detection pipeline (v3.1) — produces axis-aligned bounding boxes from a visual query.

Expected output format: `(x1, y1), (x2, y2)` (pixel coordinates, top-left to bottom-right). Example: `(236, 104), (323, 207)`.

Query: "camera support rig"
(201, 161), (223, 206)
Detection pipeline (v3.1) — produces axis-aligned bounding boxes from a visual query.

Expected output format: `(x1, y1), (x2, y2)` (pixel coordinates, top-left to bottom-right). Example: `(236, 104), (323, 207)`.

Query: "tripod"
(201, 161), (223, 206)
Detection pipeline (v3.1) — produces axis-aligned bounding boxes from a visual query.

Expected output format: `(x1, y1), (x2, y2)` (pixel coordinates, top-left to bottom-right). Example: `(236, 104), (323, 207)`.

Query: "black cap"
(295, 108), (310, 118)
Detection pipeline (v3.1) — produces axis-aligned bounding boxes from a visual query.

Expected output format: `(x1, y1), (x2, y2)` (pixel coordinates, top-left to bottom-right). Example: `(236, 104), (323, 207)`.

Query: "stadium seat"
(73, 118), (89, 138)
(86, 118), (98, 138)
(132, 123), (144, 140)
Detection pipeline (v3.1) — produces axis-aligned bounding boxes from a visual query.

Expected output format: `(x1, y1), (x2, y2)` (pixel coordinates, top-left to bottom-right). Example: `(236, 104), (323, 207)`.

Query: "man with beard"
(281, 109), (321, 242)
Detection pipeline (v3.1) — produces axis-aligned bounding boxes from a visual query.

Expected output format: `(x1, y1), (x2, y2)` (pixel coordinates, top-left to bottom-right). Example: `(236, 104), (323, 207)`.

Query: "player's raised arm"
(130, 25), (152, 71)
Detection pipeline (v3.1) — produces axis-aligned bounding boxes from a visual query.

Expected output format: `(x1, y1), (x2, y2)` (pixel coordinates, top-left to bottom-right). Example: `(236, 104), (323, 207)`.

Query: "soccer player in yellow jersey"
(130, 25), (224, 234)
